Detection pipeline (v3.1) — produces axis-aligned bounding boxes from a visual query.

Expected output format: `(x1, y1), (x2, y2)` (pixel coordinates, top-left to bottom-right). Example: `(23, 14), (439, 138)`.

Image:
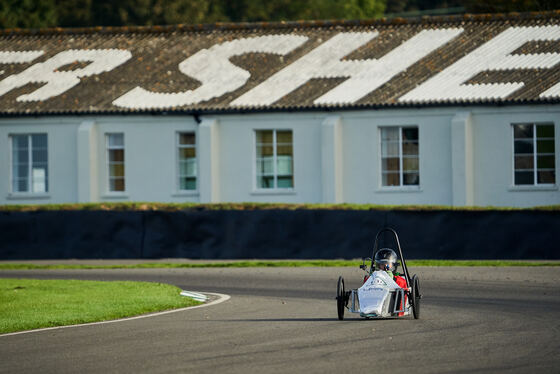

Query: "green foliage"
(0, 0), (58, 28)
(0, 0), (386, 29)
(0, 0), (557, 29)
(55, 0), (93, 27)
(211, 0), (385, 22)
(154, 0), (211, 25)
(0, 201), (558, 212)
(386, 0), (464, 14)
(89, 0), (149, 26)
(380, 0), (557, 16)
(0, 278), (200, 334)
(463, 0), (558, 13)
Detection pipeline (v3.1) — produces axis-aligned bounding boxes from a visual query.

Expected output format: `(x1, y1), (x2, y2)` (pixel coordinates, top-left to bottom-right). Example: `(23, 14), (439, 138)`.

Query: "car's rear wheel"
(411, 274), (421, 319)
(337, 276), (345, 320)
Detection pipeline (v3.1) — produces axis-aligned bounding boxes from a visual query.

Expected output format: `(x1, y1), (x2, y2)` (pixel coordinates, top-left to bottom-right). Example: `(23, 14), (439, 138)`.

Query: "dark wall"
(0, 209), (558, 260)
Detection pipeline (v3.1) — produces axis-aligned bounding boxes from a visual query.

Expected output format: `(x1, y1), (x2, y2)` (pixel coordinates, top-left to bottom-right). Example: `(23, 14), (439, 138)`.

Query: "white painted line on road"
(180, 290), (208, 302)
(0, 292), (230, 338)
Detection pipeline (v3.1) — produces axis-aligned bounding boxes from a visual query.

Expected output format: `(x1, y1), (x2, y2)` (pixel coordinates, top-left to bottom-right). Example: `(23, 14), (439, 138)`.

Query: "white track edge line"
(0, 292), (230, 337)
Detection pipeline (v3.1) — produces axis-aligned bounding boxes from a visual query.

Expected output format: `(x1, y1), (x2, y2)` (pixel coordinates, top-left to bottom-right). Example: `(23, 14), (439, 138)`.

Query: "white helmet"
(374, 248), (399, 272)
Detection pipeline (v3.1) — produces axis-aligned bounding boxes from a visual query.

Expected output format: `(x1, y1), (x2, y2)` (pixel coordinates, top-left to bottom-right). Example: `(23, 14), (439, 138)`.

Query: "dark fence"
(0, 209), (558, 260)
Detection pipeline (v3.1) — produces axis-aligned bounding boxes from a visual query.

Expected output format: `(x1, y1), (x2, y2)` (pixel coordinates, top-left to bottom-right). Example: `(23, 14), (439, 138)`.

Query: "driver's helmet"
(374, 248), (399, 272)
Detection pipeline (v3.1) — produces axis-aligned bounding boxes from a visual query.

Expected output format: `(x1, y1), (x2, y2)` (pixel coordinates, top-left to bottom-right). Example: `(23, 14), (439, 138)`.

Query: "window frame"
(378, 125), (420, 190)
(253, 128), (295, 192)
(9, 133), (49, 195)
(176, 131), (198, 192)
(105, 132), (126, 194)
(511, 122), (556, 187)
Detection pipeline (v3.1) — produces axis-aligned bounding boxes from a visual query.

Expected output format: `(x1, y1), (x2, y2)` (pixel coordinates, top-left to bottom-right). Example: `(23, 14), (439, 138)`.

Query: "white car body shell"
(357, 270), (404, 317)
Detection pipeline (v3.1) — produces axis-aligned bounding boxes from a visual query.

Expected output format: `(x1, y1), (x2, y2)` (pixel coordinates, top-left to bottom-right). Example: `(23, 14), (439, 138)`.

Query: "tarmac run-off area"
(1, 266), (559, 373)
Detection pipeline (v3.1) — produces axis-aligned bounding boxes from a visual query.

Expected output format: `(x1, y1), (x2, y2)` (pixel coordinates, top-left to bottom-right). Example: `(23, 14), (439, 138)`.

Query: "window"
(380, 126), (419, 187)
(178, 132), (197, 190)
(106, 133), (125, 192)
(513, 123), (555, 185)
(10, 134), (48, 193)
(255, 130), (293, 189)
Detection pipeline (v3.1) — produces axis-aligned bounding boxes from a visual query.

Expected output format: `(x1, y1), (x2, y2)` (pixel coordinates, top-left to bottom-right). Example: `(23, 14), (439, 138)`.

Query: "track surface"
(1, 266), (559, 373)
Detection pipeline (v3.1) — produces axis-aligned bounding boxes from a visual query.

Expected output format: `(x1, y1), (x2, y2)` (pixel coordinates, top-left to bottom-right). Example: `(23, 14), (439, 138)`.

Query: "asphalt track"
(1, 266), (559, 373)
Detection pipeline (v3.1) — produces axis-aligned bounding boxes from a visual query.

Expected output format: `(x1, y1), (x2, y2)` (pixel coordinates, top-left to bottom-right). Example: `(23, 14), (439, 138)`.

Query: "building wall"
(0, 118), (79, 205)
(217, 113), (323, 203)
(92, 116), (199, 203)
(0, 105), (558, 207)
(471, 107), (560, 207)
(342, 109), (454, 205)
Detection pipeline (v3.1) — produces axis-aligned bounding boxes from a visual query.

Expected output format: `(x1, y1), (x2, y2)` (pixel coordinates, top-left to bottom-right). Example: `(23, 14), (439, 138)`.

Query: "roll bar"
(370, 227), (411, 289)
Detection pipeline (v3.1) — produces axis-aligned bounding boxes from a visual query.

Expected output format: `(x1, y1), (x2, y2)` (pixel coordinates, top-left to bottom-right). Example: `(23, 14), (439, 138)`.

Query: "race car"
(336, 227), (421, 320)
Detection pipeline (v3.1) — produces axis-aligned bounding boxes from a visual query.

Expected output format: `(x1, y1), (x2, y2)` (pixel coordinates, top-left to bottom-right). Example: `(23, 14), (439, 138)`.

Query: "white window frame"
(176, 131), (198, 192)
(9, 133), (49, 195)
(105, 133), (125, 193)
(379, 126), (420, 189)
(253, 129), (295, 192)
(512, 122), (556, 187)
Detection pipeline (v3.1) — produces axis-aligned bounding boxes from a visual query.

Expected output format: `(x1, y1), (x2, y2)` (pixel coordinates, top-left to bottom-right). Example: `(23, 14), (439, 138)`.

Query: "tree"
(154, 0), (211, 25)
(56, 0), (92, 27)
(385, 0), (465, 15)
(4, 0), (556, 30)
(89, 0), (153, 26)
(464, 0), (558, 13)
(204, 0), (385, 23)
(0, 0), (58, 28)
(0, 0), (386, 29)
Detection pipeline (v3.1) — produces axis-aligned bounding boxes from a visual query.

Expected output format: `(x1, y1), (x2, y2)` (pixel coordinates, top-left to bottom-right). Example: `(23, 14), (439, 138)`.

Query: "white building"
(0, 13), (559, 207)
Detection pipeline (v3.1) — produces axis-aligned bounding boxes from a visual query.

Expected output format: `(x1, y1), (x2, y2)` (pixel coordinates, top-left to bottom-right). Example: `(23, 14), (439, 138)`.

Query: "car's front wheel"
(336, 276), (345, 320)
(411, 274), (421, 319)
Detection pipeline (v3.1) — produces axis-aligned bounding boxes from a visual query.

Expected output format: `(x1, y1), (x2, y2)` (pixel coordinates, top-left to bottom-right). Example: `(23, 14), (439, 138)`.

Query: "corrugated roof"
(0, 11), (559, 116)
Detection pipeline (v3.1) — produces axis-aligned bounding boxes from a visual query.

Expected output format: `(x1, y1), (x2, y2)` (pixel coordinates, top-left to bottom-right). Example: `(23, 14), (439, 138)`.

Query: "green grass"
(0, 278), (201, 334)
(1, 201), (559, 211)
(0, 259), (558, 270)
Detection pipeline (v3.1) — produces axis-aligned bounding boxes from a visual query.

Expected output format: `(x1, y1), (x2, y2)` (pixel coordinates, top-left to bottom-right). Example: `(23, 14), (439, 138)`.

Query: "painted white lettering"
(540, 82), (560, 98)
(113, 35), (309, 109)
(399, 26), (560, 103)
(0, 49), (132, 101)
(231, 32), (377, 106)
(231, 29), (463, 107)
(0, 51), (44, 64)
(0, 50), (44, 76)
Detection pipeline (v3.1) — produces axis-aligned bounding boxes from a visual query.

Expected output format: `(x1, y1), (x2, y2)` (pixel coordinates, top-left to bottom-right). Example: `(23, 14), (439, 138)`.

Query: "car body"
(336, 228), (421, 320)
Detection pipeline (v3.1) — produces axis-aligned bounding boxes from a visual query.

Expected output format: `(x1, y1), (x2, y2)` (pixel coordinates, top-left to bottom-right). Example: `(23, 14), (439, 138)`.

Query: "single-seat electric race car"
(336, 227), (421, 320)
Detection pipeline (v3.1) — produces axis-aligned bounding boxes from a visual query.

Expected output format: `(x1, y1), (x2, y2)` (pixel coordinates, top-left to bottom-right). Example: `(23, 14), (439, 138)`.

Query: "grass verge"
(0, 260), (558, 270)
(1, 201), (559, 211)
(0, 278), (201, 334)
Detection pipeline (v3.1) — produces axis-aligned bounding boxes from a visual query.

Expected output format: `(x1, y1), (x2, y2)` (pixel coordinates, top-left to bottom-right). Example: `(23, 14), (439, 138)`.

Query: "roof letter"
(0, 49), (131, 102)
(0, 50), (44, 76)
(0, 51), (44, 64)
(231, 29), (462, 107)
(399, 26), (560, 103)
(113, 35), (309, 109)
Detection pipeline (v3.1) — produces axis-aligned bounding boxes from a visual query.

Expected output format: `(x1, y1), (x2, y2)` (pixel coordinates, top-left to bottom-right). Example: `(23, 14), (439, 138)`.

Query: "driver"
(374, 248), (407, 289)
(374, 248), (408, 316)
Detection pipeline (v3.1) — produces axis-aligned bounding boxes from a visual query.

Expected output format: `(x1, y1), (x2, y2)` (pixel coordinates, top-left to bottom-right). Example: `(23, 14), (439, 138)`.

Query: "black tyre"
(337, 276), (345, 320)
(411, 274), (421, 319)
